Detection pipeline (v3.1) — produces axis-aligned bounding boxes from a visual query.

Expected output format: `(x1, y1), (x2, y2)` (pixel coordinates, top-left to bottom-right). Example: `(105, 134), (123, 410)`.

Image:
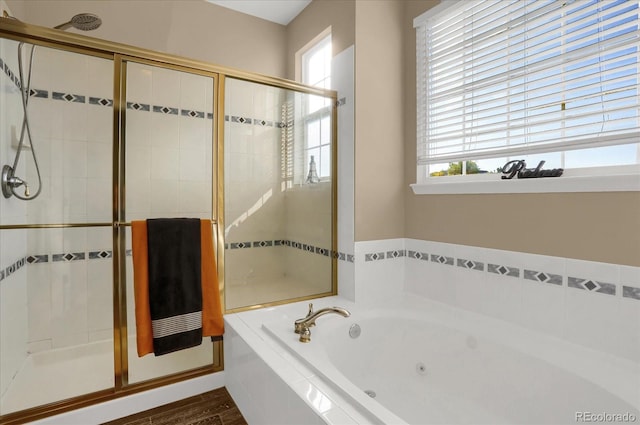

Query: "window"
(301, 32), (332, 181)
(414, 0), (640, 192)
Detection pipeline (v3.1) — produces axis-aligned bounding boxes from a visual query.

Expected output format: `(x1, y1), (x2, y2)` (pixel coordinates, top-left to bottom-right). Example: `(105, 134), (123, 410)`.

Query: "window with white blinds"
(414, 0), (640, 181)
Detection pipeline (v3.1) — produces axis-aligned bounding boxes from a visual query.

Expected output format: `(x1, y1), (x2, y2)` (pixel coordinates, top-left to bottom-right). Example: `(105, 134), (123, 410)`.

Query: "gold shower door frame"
(0, 18), (337, 425)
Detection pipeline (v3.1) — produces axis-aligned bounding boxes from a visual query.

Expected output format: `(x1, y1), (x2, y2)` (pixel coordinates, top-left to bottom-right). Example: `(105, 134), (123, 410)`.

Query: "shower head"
(54, 13), (102, 31)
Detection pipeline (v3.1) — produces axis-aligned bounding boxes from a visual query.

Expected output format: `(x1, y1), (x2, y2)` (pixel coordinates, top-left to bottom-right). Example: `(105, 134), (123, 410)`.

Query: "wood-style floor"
(103, 387), (248, 425)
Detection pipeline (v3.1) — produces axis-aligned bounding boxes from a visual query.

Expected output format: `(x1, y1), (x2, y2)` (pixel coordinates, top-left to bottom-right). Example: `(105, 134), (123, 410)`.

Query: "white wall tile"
(178, 180), (212, 216)
(86, 142), (111, 180)
(150, 147), (180, 180)
(87, 259), (113, 334)
(179, 116), (207, 150)
(126, 109), (152, 147)
(86, 178), (111, 222)
(127, 64), (153, 105)
(179, 148), (208, 181)
(151, 67), (181, 108)
(0, 270), (28, 397)
(149, 114), (180, 149)
(150, 179), (179, 217)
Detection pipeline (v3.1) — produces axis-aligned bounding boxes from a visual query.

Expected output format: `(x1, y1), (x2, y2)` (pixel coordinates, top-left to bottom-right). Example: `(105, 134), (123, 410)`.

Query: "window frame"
(298, 29), (332, 183)
(413, 0), (640, 194)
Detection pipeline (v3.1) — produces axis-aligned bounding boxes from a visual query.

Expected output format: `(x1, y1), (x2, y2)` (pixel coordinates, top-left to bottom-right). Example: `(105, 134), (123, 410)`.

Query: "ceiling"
(206, 0), (312, 25)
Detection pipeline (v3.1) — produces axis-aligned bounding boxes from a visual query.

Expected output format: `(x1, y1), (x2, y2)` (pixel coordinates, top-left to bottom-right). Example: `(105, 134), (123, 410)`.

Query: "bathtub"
(227, 296), (640, 424)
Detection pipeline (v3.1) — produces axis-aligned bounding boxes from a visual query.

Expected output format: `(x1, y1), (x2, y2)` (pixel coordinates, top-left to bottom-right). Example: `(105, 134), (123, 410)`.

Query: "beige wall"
(285, 0), (355, 80)
(5, 0), (287, 77)
(353, 0), (405, 241)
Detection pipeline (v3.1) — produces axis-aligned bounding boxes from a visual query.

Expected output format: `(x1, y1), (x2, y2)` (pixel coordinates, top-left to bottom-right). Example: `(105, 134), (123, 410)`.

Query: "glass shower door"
(122, 60), (217, 384)
(223, 78), (334, 310)
(0, 39), (114, 414)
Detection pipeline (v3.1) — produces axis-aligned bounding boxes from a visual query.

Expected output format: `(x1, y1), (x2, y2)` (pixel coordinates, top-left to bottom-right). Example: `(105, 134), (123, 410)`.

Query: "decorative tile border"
(0, 249), (116, 283)
(622, 286), (640, 300)
(524, 269), (562, 285)
(225, 114), (283, 128)
(488, 263), (519, 278)
(431, 254), (454, 266)
(225, 239), (354, 263)
(2, 56), (287, 133)
(361, 244), (640, 302)
(568, 277), (616, 295)
(0, 56), (20, 88)
(457, 258), (484, 271)
(407, 250), (429, 260)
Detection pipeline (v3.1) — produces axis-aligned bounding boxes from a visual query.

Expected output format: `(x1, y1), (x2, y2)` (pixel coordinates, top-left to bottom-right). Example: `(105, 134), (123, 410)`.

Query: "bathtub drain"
(364, 390), (376, 398)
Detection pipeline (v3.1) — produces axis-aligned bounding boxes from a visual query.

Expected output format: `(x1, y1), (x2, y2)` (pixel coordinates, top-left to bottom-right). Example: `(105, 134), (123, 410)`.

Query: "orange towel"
(132, 219), (223, 357)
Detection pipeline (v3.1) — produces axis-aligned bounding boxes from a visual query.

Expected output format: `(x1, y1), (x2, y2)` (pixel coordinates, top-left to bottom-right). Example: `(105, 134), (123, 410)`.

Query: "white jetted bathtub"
(227, 296), (640, 425)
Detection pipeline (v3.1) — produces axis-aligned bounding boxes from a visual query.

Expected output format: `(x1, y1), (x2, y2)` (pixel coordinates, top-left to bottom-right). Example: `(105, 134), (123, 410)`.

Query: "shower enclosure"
(224, 78), (336, 310)
(0, 17), (336, 424)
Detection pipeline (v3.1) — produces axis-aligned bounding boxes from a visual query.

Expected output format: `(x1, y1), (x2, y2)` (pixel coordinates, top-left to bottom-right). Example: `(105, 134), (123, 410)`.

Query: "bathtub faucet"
(294, 303), (350, 343)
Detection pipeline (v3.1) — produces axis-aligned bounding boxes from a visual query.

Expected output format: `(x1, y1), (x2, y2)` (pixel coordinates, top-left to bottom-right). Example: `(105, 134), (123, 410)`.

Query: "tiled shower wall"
(353, 238), (640, 363)
(224, 78), (288, 286)
(0, 43), (115, 360)
(224, 80), (336, 296)
(0, 41), (216, 374)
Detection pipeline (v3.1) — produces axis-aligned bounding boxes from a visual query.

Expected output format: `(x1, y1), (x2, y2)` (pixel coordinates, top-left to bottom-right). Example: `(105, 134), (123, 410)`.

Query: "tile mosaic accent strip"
(230, 115), (253, 124)
(568, 277), (616, 295)
(27, 254), (49, 264)
(1, 57), (20, 88)
(0, 257), (27, 282)
(127, 102), (151, 112)
(622, 286), (640, 301)
(88, 250), (113, 259)
(252, 241), (273, 248)
(430, 254), (454, 266)
(365, 252), (385, 262)
(524, 269), (562, 285)
(181, 109), (205, 119)
(488, 263), (520, 278)
(386, 250), (406, 259)
(89, 97), (113, 107)
(457, 258), (484, 271)
(29, 88), (48, 98)
(52, 252), (86, 262)
(153, 105), (179, 115)
(224, 238), (350, 262)
(336, 97), (347, 107)
(408, 250), (429, 260)
(52, 91), (86, 103)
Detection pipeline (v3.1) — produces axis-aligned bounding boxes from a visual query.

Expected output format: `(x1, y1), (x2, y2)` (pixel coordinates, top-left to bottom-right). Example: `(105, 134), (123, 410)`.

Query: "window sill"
(411, 173), (640, 195)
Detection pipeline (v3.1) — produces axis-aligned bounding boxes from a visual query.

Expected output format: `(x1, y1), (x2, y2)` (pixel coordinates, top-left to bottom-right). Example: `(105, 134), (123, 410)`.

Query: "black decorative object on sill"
(501, 160), (563, 180)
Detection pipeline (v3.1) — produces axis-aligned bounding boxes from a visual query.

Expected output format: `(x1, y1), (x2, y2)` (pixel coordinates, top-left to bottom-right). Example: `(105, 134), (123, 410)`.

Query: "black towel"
(147, 218), (203, 356)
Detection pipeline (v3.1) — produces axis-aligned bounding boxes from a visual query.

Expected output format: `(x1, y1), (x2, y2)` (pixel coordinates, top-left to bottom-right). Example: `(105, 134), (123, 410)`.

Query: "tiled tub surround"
(356, 239), (640, 364)
(226, 294), (640, 425)
(224, 240), (639, 424)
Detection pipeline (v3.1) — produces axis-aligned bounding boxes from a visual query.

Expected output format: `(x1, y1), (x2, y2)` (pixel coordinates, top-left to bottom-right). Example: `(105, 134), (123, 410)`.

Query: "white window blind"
(415, 0), (640, 168)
